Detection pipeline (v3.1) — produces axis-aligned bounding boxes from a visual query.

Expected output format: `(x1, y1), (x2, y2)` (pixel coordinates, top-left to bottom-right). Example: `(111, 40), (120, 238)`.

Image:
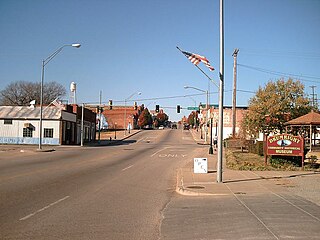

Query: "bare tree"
(0, 81), (66, 106)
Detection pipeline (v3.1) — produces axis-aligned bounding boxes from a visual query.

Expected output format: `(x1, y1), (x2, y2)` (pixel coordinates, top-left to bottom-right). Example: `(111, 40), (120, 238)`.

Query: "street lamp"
(184, 86), (213, 154)
(39, 43), (81, 150)
(124, 91), (141, 135)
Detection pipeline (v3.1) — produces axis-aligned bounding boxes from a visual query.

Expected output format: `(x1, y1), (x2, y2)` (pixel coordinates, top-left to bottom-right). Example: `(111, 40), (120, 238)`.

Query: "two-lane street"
(0, 129), (203, 239)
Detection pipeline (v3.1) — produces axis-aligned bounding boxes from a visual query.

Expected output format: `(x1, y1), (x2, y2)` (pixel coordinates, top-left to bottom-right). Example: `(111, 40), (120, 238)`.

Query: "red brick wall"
(88, 106), (140, 130)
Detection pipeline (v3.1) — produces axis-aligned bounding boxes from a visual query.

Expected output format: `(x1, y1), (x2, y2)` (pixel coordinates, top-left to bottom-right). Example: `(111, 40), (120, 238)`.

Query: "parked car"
(158, 125), (164, 130)
(171, 124), (177, 129)
(183, 124), (190, 130)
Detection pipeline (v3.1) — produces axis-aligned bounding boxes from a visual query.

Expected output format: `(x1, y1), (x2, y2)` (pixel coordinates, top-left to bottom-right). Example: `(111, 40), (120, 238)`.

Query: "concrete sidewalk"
(176, 146), (318, 197)
(179, 129), (320, 200)
(163, 129), (320, 239)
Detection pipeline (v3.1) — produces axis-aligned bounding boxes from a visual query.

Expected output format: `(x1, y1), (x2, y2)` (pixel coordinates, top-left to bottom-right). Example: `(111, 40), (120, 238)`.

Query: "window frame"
(44, 128), (54, 138)
(23, 127), (33, 138)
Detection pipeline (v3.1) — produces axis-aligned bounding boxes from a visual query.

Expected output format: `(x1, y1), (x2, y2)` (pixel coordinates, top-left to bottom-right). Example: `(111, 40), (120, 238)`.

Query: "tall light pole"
(217, 0), (224, 183)
(184, 86), (208, 110)
(39, 43), (81, 150)
(124, 91), (141, 135)
(184, 86), (213, 153)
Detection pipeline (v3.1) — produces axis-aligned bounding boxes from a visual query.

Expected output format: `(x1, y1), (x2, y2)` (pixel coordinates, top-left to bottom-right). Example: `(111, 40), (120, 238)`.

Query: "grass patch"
(225, 149), (318, 171)
(226, 149), (269, 171)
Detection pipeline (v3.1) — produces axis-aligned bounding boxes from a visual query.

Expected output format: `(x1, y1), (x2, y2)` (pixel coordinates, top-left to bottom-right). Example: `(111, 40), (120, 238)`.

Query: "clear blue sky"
(0, 0), (319, 121)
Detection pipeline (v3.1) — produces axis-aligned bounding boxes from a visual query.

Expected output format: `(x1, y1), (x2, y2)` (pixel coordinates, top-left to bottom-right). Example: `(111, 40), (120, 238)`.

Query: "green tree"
(242, 78), (311, 136)
(187, 111), (198, 127)
(154, 112), (168, 127)
(138, 108), (153, 128)
(0, 81), (66, 106)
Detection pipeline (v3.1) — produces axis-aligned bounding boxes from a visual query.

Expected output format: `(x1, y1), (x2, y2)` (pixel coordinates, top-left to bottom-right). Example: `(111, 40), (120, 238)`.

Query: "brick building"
(89, 105), (143, 130)
(198, 105), (247, 140)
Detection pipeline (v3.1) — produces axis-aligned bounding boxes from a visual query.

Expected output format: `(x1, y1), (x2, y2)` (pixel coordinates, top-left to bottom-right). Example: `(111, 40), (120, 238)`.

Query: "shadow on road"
(224, 171), (320, 184)
(86, 139), (137, 147)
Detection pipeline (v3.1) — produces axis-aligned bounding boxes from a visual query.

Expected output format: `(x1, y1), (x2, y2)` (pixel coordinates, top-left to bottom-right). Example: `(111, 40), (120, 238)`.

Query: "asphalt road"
(0, 129), (203, 240)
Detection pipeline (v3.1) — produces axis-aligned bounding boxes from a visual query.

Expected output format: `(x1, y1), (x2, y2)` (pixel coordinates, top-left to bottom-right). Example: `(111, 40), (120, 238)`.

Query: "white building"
(0, 106), (78, 145)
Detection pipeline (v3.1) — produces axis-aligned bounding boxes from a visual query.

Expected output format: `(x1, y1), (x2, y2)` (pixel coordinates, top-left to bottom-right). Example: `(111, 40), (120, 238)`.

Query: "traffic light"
(177, 105), (181, 113)
(134, 101), (137, 110)
(109, 100), (113, 110)
(156, 105), (160, 113)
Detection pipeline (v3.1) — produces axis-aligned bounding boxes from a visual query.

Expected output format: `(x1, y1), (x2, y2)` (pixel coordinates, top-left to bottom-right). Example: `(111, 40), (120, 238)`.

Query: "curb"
(175, 169), (228, 197)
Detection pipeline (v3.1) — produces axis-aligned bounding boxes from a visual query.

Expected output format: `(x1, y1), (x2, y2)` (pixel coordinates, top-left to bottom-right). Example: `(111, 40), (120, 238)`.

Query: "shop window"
(44, 128), (54, 138)
(4, 119), (13, 125)
(23, 128), (33, 137)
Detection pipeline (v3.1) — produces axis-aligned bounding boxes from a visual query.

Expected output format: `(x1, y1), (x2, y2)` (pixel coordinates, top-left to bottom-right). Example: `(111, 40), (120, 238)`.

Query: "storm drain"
(234, 192), (246, 195)
(186, 185), (205, 190)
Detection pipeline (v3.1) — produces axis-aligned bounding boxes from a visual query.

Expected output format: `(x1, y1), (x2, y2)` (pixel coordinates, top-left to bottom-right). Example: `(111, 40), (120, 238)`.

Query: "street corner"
(175, 168), (229, 197)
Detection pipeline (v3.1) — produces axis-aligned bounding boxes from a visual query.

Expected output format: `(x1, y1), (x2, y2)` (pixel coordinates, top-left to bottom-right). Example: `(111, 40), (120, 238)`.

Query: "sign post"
(194, 158), (208, 174)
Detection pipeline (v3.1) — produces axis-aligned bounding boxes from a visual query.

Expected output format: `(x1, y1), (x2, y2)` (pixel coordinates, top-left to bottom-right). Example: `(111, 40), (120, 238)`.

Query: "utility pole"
(232, 48), (239, 138)
(98, 90), (102, 143)
(310, 85), (317, 108)
(81, 103), (84, 147)
(217, 0), (224, 183)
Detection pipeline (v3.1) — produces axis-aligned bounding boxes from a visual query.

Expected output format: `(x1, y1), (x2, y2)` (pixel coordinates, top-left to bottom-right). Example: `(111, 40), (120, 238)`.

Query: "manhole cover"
(187, 185), (205, 189)
(123, 148), (134, 151)
(234, 192), (246, 195)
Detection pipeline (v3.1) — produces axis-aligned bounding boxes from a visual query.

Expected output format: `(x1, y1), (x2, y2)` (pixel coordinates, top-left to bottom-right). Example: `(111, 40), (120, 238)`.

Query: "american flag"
(52, 98), (65, 110)
(181, 50), (215, 71)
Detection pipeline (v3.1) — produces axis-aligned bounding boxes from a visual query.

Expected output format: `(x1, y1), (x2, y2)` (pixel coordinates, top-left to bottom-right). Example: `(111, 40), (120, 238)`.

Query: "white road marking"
(137, 136), (157, 143)
(137, 137), (146, 143)
(122, 165), (134, 171)
(19, 196), (70, 221)
(151, 147), (170, 157)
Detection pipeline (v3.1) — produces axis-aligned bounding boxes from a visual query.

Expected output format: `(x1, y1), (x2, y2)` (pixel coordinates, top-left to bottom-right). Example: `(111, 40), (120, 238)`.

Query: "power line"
(83, 92), (219, 105)
(237, 63), (320, 84)
(239, 49), (320, 59)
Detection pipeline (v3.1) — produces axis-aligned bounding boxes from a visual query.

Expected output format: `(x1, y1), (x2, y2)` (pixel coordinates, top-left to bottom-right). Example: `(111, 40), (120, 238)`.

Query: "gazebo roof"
(285, 111), (320, 126)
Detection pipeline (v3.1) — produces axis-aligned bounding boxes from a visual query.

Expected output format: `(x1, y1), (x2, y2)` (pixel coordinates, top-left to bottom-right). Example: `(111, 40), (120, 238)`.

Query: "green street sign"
(187, 107), (199, 110)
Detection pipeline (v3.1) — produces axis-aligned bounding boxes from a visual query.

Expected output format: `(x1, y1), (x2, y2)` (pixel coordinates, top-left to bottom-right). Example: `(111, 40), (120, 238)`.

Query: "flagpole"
(177, 46), (217, 154)
(176, 46), (219, 89)
(43, 97), (58, 111)
(217, 0), (224, 183)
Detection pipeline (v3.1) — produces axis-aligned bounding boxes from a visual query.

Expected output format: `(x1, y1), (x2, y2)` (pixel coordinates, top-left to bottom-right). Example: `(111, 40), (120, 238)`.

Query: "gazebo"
(285, 111), (320, 151)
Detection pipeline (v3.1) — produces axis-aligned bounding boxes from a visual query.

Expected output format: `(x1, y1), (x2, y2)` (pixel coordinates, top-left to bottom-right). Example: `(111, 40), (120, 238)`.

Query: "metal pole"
(98, 91), (102, 143)
(38, 43), (81, 150)
(39, 60), (45, 150)
(232, 49), (239, 138)
(209, 118), (213, 154)
(124, 99), (127, 136)
(217, 0), (224, 183)
(81, 103), (84, 147)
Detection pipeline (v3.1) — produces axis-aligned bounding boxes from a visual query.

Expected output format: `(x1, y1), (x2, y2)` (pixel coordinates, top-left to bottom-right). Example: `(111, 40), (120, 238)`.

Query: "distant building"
(89, 105), (142, 130)
(71, 105), (96, 144)
(198, 105), (247, 140)
(0, 105), (96, 145)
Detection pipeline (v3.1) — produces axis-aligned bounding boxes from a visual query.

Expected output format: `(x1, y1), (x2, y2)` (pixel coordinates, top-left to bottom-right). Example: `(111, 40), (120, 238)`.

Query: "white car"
(158, 125), (164, 129)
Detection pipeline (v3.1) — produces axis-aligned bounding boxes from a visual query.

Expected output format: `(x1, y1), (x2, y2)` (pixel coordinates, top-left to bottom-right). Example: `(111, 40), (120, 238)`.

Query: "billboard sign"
(267, 134), (304, 157)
